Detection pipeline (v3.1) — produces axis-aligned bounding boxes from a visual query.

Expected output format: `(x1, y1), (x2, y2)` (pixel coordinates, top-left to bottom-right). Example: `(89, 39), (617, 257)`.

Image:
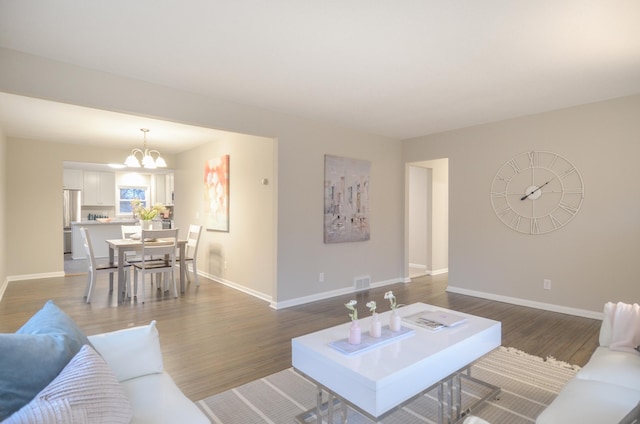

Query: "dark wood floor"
(0, 271), (601, 402)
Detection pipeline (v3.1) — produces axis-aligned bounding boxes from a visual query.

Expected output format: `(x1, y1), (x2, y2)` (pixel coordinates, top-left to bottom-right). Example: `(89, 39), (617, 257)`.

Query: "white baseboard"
(446, 285), (603, 320)
(409, 264), (448, 277)
(7, 272), (66, 282)
(197, 269), (273, 305)
(272, 277), (405, 310)
(1, 272), (66, 303)
(0, 278), (8, 303)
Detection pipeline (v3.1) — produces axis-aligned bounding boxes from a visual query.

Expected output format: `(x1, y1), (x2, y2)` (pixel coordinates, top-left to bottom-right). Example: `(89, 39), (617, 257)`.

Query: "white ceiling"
(0, 93), (227, 154)
(0, 0), (639, 149)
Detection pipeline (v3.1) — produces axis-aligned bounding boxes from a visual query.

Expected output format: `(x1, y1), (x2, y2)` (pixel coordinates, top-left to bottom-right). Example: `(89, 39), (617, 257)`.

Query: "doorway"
(407, 159), (449, 278)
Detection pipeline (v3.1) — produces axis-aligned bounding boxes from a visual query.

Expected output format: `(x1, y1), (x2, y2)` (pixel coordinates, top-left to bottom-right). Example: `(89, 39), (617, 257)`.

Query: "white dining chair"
(80, 227), (129, 303)
(131, 228), (179, 303)
(184, 224), (202, 286)
(121, 225), (141, 240)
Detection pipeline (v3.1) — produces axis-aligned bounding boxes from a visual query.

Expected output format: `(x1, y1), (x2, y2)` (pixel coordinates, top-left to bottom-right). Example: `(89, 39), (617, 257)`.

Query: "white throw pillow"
(600, 302), (614, 347)
(88, 320), (164, 382)
(4, 344), (133, 424)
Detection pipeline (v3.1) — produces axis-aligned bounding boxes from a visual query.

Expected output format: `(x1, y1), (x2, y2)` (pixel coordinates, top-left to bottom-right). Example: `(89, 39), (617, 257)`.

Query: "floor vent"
(354, 275), (371, 291)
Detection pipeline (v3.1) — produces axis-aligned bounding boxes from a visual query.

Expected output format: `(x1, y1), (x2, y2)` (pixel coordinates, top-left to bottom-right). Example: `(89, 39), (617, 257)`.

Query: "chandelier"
(124, 128), (167, 168)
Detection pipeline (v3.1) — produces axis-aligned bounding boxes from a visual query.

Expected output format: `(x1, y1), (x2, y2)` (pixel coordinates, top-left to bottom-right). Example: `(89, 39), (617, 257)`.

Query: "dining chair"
(121, 225), (141, 240)
(131, 228), (179, 303)
(184, 224), (203, 286)
(80, 227), (129, 303)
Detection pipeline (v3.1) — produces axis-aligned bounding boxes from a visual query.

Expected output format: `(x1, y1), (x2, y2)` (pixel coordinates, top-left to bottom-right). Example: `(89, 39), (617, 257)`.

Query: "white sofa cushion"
(121, 372), (210, 424)
(4, 345), (133, 424)
(576, 346), (640, 391)
(88, 320), (163, 382)
(536, 378), (640, 424)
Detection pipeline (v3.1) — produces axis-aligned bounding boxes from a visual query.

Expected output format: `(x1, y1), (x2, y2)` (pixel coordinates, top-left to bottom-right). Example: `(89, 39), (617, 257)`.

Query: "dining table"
(106, 238), (188, 304)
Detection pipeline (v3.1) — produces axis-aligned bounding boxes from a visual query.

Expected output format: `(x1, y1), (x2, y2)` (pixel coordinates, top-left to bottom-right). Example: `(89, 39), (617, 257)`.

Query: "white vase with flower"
(345, 300), (361, 345)
(366, 301), (382, 338)
(385, 291), (403, 332)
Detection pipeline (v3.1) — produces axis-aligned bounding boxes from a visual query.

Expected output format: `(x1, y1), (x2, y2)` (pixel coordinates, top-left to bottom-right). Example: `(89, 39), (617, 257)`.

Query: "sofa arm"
(88, 321), (164, 382)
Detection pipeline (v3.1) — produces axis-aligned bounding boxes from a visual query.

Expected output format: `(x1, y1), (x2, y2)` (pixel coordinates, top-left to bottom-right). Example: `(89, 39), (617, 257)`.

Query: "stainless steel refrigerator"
(63, 189), (82, 253)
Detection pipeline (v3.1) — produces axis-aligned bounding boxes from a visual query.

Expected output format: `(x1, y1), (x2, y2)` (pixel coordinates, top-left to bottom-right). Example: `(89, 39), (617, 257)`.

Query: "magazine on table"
(403, 310), (467, 332)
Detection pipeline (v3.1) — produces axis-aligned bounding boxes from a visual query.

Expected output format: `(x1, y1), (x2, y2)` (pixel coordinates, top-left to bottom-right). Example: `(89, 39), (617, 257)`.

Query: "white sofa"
(536, 304), (640, 424)
(0, 299), (209, 423)
(87, 321), (210, 424)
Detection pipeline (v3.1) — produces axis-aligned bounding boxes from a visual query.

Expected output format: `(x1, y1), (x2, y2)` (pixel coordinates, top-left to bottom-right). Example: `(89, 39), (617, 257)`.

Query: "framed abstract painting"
(204, 155), (230, 232)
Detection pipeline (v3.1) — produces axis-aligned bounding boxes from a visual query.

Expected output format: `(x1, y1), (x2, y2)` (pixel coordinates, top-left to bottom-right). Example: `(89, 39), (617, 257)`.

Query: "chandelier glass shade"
(124, 128), (167, 169)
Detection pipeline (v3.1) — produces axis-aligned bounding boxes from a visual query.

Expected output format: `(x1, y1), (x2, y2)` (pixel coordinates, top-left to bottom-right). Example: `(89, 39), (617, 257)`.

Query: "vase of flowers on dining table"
(131, 199), (166, 230)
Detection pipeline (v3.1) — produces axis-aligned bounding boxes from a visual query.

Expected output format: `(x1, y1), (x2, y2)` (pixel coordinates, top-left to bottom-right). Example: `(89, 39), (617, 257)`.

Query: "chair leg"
(86, 272), (96, 304)
(124, 268), (132, 299)
(132, 268), (138, 298)
(84, 273), (91, 299)
(192, 260), (199, 286)
(172, 270), (178, 298)
(140, 270), (146, 304)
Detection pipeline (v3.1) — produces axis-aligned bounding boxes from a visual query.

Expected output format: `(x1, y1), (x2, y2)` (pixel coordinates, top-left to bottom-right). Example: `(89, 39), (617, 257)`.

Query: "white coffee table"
(291, 302), (501, 423)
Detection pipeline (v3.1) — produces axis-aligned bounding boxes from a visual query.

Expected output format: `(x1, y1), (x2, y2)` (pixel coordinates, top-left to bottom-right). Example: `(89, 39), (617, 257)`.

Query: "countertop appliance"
(63, 189), (82, 253)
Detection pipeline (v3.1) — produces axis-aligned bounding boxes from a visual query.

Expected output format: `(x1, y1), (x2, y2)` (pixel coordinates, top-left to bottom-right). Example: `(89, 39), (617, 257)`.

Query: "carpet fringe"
(498, 346), (581, 371)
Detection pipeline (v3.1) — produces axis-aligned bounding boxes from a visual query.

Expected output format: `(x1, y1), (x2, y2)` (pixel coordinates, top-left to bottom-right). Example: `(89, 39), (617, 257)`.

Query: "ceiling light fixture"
(124, 128), (167, 169)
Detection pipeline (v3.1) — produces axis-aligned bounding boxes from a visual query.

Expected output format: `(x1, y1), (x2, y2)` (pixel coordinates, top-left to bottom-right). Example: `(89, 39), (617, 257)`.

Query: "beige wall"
(4, 138), (166, 278)
(403, 95), (640, 316)
(3, 47), (636, 315)
(0, 48), (405, 308)
(0, 128), (6, 291)
(174, 133), (277, 301)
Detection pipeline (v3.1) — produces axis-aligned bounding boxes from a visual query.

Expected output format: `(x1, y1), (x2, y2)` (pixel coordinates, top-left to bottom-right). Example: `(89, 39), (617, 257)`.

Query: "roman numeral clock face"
(491, 151), (584, 235)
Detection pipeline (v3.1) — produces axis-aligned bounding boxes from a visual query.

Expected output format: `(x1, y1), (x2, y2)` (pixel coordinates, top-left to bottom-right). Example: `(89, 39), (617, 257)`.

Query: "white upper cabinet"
(83, 171), (115, 206)
(63, 169), (83, 190)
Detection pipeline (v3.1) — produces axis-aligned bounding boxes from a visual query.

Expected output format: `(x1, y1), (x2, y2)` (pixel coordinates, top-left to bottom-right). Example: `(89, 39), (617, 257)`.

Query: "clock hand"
(521, 180), (551, 201)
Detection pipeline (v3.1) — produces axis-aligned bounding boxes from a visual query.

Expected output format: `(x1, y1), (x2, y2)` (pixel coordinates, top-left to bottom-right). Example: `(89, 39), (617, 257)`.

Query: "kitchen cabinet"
(153, 174), (166, 205)
(83, 171), (115, 206)
(63, 169), (83, 190)
(166, 173), (174, 205)
(152, 173), (174, 205)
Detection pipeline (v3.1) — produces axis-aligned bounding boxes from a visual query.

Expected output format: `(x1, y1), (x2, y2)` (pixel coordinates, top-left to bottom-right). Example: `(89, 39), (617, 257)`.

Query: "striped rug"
(196, 346), (580, 424)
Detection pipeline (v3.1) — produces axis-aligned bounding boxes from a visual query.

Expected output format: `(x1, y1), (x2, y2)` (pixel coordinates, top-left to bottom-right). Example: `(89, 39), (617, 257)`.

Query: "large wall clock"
(491, 150), (584, 235)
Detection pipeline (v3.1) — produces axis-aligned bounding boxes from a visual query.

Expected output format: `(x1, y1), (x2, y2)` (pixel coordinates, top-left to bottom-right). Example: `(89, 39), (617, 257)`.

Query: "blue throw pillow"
(0, 300), (91, 420)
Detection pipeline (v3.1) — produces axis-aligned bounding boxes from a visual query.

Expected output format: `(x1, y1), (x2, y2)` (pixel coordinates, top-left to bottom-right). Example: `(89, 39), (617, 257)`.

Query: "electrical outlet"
(543, 279), (551, 290)
(224, 260), (228, 270)
(319, 272), (324, 282)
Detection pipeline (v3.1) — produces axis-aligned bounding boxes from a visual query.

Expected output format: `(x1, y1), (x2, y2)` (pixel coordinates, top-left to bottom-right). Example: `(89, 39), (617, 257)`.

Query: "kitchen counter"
(71, 220), (137, 259)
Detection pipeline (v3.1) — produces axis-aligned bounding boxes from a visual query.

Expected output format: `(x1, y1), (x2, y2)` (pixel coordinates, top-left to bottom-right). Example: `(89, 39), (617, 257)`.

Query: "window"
(118, 187), (148, 215)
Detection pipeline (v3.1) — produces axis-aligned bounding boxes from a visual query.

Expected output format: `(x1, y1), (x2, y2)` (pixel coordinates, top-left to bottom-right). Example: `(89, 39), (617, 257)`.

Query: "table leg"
(438, 382), (444, 424)
(454, 373), (462, 419)
(117, 248), (126, 304)
(108, 246), (115, 293)
(179, 243), (186, 293)
(316, 387), (323, 424)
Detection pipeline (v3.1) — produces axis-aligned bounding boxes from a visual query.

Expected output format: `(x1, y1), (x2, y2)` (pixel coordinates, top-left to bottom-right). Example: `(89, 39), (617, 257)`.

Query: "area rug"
(196, 346), (580, 424)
